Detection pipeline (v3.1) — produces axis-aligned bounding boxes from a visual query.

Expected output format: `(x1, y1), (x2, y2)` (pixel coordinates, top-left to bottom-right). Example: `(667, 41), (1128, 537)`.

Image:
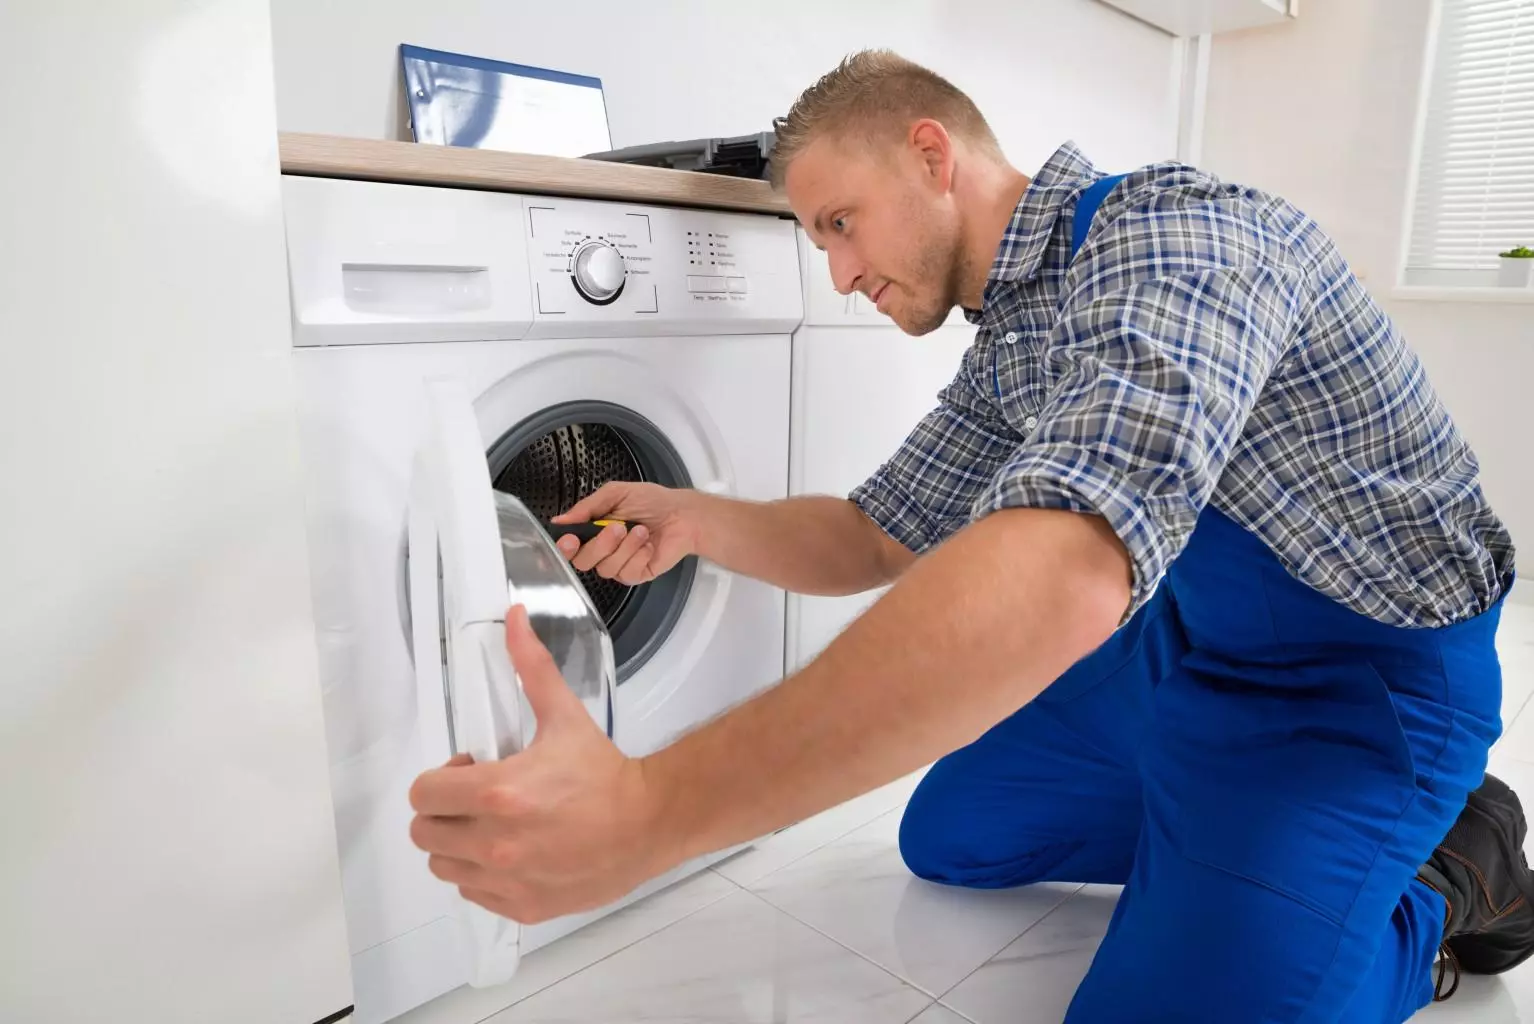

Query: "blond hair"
(769, 50), (1003, 188)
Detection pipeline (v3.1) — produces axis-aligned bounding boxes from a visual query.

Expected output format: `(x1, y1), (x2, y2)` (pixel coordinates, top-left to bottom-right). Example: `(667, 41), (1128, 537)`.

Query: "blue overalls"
(898, 178), (1508, 1022)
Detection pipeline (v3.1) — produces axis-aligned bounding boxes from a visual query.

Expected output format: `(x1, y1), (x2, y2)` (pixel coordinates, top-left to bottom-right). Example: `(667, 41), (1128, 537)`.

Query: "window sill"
(1389, 286), (1534, 306)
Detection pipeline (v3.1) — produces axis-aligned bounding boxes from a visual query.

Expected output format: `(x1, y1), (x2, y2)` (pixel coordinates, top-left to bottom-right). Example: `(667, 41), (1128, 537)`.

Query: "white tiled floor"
(404, 601), (1534, 1024)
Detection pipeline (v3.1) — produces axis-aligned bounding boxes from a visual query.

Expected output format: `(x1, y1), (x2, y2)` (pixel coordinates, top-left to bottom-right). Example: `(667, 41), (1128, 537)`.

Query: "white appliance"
(2, 3), (354, 1022)
(281, 175), (801, 1023)
(786, 229), (977, 671)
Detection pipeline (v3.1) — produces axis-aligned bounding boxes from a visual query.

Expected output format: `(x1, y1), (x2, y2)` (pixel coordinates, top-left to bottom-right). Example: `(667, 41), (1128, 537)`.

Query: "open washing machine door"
(416, 376), (616, 989)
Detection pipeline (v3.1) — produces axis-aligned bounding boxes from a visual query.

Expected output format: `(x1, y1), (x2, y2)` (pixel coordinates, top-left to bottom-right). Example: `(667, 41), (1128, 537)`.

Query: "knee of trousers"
(896, 764), (1139, 890)
(899, 802), (966, 884)
(896, 778), (1064, 889)
(898, 772), (970, 883)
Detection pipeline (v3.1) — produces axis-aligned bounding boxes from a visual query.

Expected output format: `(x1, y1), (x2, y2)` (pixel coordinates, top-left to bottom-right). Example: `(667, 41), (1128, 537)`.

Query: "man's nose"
(827, 248), (865, 296)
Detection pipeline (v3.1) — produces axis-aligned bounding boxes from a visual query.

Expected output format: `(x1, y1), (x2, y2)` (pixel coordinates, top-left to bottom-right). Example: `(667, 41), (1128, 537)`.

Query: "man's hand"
(407, 606), (673, 924)
(552, 481), (701, 585)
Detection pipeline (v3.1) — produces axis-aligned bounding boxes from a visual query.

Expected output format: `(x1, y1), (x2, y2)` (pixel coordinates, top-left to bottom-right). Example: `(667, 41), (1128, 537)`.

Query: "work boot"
(1418, 772), (1534, 1000)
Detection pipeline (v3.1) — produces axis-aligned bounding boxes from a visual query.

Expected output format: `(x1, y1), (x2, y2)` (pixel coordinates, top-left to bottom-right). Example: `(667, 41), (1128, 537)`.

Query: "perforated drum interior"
(495, 423), (639, 625)
(486, 402), (696, 682)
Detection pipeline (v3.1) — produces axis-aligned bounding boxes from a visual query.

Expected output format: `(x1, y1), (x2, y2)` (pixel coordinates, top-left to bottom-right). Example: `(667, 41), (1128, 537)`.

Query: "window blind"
(1404, 0), (1534, 286)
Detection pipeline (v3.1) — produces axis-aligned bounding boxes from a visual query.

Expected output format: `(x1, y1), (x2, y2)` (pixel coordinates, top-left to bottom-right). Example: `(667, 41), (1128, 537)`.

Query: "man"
(408, 50), (1531, 1020)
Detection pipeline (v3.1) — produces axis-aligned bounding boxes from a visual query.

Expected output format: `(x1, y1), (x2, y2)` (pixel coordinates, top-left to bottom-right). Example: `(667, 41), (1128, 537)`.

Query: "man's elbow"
(1070, 514), (1135, 643)
(989, 507), (1134, 651)
(847, 501), (918, 588)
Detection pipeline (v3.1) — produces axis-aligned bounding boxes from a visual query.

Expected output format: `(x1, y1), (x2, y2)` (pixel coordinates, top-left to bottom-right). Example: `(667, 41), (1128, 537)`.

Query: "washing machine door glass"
(420, 377), (616, 989)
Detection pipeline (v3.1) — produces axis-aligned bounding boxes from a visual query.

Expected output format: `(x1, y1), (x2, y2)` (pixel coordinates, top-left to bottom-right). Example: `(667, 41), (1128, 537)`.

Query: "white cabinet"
(786, 230), (976, 670)
(1100, 0), (1296, 36)
(1, 2), (353, 1022)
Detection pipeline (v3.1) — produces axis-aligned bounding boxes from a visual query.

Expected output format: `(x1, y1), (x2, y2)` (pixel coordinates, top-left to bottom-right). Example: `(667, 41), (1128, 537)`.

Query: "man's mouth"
(870, 282), (889, 308)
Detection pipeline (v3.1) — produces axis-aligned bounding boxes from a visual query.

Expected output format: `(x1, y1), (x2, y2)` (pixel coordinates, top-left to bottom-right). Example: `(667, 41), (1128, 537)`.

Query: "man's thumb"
(551, 481), (623, 524)
(504, 605), (588, 733)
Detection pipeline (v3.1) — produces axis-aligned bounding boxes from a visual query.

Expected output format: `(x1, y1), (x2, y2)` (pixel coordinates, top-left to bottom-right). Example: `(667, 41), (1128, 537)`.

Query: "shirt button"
(1025, 416), (1039, 430)
(1004, 331), (1019, 344)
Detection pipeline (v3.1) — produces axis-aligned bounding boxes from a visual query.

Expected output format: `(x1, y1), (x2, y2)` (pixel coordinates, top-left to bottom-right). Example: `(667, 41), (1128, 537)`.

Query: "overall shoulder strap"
(1070, 173), (1129, 261)
(992, 172), (1129, 401)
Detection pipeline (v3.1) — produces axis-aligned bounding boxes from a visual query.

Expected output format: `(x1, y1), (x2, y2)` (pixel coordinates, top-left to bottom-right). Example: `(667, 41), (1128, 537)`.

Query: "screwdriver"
(541, 519), (629, 544)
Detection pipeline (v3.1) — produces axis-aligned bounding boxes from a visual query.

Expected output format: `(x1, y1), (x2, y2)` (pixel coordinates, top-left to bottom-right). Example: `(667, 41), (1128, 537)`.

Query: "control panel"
(282, 176), (534, 347)
(522, 197), (802, 338)
(526, 204), (656, 315)
(683, 228), (750, 300)
(570, 238), (628, 304)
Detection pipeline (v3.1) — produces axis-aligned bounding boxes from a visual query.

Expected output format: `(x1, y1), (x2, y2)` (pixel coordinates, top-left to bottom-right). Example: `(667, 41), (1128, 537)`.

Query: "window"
(1402, 0), (1534, 288)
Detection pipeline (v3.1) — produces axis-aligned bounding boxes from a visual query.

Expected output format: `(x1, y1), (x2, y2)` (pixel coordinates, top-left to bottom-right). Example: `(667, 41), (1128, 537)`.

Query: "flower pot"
(1499, 257), (1534, 288)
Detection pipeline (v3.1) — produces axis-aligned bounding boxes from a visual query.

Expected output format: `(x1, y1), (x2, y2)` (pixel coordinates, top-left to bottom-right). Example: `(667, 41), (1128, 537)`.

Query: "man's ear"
(908, 119), (955, 193)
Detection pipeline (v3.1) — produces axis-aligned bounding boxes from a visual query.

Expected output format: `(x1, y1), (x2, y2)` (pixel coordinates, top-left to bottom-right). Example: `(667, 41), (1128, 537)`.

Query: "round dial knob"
(571, 241), (626, 304)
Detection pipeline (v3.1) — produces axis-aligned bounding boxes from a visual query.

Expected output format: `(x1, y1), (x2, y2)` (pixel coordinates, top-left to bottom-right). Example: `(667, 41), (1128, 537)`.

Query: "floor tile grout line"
(1507, 692), (1534, 730)
(486, 876), (748, 1018)
(734, 887), (948, 1001)
(1502, 707), (1534, 754)
(1502, 675), (1534, 731)
(705, 865), (745, 886)
(929, 882), (1091, 1007)
(901, 999), (982, 1024)
(741, 870), (1084, 1007)
(749, 884), (1024, 1003)
(933, 1002), (984, 1024)
(900, 1001), (940, 1024)
(716, 797), (913, 887)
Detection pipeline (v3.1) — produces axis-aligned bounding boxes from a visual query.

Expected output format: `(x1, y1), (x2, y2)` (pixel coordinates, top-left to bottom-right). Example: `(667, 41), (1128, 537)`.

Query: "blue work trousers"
(901, 509), (1506, 1022)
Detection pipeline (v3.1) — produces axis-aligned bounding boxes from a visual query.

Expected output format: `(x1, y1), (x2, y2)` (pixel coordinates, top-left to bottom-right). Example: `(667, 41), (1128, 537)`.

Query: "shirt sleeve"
(850, 331), (1028, 554)
(975, 197), (1305, 618)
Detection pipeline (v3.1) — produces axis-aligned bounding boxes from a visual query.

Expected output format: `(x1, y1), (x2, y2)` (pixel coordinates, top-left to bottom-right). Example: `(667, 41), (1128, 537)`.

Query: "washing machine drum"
(487, 402), (696, 682)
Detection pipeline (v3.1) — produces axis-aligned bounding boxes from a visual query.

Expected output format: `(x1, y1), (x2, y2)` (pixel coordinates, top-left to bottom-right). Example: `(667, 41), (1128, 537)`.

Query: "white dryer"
(281, 176), (801, 1024)
(786, 229), (977, 670)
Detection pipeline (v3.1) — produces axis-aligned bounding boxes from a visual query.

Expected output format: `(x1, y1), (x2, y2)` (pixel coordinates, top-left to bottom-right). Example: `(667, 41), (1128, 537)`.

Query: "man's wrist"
(634, 750), (695, 877)
(675, 488), (719, 563)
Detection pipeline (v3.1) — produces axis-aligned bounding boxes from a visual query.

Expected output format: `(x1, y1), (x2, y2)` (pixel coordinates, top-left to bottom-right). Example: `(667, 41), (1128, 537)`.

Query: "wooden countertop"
(277, 132), (793, 217)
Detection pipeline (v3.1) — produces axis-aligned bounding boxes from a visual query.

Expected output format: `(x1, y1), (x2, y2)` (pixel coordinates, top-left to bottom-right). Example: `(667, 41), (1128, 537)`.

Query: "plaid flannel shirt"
(851, 142), (1514, 628)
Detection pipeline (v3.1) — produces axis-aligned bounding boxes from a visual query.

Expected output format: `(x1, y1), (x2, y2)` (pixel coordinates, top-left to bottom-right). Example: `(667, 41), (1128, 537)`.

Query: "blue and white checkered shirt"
(851, 142), (1514, 628)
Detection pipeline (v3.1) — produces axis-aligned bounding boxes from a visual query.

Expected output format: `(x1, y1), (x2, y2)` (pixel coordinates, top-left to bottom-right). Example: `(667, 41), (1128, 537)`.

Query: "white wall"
(1200, 0), (1533, 599)
(0, 1), (353, 1020)
(270, 0), (1181, 178)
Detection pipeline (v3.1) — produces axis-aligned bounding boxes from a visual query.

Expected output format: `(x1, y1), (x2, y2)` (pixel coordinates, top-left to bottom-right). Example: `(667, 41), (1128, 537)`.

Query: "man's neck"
(956, 161), (1031, 310)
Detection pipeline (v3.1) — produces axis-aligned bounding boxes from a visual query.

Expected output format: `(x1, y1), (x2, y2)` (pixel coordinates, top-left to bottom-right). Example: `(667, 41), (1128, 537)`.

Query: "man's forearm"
(685, 492), (912, 596)
(638, 507), (1133, 870)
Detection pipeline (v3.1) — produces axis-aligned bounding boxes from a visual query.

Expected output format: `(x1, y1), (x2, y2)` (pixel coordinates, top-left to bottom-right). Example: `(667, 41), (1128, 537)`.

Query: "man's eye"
(832, 217), (847, 233)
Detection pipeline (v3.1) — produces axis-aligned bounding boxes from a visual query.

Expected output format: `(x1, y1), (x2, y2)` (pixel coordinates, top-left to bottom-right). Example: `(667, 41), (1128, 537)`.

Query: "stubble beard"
(899, 222), (967, 336)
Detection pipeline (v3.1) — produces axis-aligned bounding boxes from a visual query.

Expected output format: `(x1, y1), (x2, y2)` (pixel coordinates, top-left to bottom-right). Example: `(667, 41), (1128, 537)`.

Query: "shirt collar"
(964, 141), (1099, 326)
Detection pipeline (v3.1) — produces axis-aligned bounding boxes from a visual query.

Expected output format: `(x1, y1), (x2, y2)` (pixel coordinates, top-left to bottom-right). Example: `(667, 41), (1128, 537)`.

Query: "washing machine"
(281, 175), (801, 1024)
(786, 229), (977, 670)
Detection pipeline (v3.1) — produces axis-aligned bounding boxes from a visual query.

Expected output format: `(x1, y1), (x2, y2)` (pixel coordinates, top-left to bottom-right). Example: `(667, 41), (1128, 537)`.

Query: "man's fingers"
(426, 853), (485, 888)
(458, 885), (534, 923)
(616, 545), (657, 586)
(409, 813), (483, 861)
(552, 482), (624, 524)
(409, 759), (497, 817)
(570, 522), (627, 572)
(594, 524), (649, 579)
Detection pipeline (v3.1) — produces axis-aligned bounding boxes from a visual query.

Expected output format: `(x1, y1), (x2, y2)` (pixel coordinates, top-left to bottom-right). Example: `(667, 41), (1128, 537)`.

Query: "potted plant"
(1499, 245), (1534, 287)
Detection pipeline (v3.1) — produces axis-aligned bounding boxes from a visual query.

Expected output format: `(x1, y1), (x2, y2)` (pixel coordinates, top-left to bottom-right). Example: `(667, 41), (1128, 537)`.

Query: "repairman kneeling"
(409, 50), (1529, 1023)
